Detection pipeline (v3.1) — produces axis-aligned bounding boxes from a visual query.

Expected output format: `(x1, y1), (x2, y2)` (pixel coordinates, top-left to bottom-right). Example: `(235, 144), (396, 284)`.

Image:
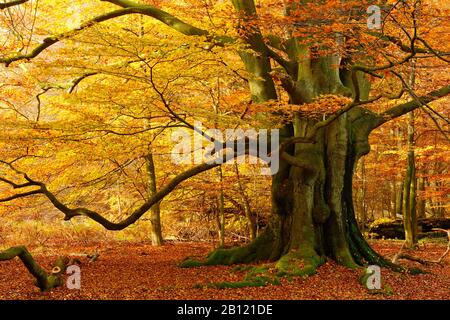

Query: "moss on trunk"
(180, 113), (416, 277)
(179, 9), (413, 278)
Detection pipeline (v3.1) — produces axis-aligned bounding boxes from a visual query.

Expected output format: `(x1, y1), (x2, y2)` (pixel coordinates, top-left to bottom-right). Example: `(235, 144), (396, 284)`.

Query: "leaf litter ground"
(0, 240), (448, 300)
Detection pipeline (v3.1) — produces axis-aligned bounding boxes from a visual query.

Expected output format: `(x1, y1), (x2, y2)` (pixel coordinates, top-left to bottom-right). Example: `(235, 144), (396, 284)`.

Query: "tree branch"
(0, 160), (224, 230)
(0, 0), (28, 10)
(0, 176), (37, 189)
(50, 161), (222, 230)
(1, 4), (231, 66)
(68, 72), (99, 93)
(366, 31), (428, 54)
(372, 85), (450, 129)
(0, 246), (68, 291)
(0, 8), (142, 66)
(101, 0), (207, 36)
(0, 189), (43, 202)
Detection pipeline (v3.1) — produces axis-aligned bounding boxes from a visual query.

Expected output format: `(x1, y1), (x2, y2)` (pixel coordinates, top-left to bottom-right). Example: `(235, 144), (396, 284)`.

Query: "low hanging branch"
(0, 246), (69, 291)
(0, 147), (252, 231)
(392, 229), (450, 265)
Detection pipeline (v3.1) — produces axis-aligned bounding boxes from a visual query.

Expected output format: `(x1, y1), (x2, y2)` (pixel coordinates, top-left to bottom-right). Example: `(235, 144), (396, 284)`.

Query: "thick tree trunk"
(181, 1), (405, 274)
(186, 111), (403, 274)
(403, 61), (418, 248)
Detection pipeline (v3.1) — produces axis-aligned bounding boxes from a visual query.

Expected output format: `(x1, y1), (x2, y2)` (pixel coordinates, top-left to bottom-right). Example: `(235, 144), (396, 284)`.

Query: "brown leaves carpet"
(0, 240), (448, 300)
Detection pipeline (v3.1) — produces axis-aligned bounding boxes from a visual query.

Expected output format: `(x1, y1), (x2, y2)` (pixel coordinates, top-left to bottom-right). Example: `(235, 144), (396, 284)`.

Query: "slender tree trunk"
(395, 181), (404, 218)
(146, 151), (163, 246)
(402, 142), (417, 248)
(234, 163), (257, 240)
(141, 11), (163, 246)
(403, 61), (418, 248)
(217, 166), (225, 247)
(417, 177), (426, 219)
(394, 127), (404, 219)
(390, 181), (396, 219)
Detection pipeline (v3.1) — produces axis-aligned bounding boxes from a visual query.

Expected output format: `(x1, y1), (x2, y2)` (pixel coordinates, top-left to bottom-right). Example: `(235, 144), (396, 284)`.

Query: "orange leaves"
(0, 240), (448, 300)
(255, 94), (352, 120)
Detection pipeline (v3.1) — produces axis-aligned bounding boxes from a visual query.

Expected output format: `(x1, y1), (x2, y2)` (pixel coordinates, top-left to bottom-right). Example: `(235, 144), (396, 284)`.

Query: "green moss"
(368, 217), (396, 230)
(179, 231), (275, 269)
(206, 246), (254, 265)
(365, 284), (395, 296)
(275, 251), (325, 277)
(178, 258), (204, 268)
(408, 267), (427, 275)
(209, 266), (281, 289)
(335, 249), (359, 269)
(384, 284), (394, 296)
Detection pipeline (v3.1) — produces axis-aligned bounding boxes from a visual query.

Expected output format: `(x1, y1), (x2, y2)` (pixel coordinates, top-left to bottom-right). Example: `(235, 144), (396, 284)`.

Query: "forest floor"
(0, 239), (449, 300)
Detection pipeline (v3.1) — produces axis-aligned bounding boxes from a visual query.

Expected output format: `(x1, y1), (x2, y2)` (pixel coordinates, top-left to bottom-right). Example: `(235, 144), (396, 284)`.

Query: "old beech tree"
(1, 0), (449, 278)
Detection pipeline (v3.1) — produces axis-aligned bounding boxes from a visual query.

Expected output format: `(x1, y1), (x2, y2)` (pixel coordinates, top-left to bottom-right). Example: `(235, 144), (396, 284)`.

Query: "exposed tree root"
(347, 214), (424, 274)
(180, 231), (274, 268)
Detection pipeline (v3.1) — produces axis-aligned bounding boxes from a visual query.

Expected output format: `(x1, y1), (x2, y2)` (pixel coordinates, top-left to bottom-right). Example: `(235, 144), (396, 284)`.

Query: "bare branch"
(0, 189), (42, 202)
(392, 229), (449, 265)
(68, 72), (98, 93)
(0, 0), (28, 10)
(45, 161), (222, 230)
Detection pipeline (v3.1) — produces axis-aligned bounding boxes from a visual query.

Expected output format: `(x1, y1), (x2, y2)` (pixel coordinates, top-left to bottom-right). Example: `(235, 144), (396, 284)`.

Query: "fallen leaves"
(0, 240), (448, 300)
